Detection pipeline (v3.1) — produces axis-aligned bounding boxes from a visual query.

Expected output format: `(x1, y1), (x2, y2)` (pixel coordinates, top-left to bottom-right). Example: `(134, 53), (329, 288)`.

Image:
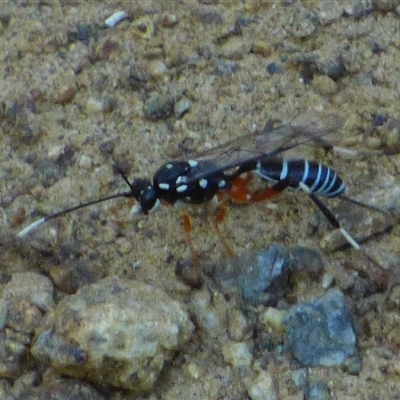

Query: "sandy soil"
(1, 1), (400, 399)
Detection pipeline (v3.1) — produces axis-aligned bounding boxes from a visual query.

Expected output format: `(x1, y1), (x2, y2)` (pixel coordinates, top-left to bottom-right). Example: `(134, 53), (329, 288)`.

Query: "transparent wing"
(184, 112), (345, 182)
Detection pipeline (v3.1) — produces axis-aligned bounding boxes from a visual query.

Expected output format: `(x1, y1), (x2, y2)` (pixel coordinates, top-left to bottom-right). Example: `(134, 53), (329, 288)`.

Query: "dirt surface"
(2, 1), (400, 399)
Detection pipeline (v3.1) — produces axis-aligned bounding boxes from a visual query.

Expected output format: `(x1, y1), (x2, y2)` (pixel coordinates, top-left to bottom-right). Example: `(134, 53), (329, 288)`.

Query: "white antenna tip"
(16, 218), (46, 239)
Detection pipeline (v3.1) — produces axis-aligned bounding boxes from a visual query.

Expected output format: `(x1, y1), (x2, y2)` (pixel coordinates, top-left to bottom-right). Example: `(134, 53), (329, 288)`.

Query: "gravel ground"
(1, 1), (400, 399)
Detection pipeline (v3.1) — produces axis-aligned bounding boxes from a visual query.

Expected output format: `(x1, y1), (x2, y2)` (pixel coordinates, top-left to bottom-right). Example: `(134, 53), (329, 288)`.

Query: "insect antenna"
(16, 174), (138, 239)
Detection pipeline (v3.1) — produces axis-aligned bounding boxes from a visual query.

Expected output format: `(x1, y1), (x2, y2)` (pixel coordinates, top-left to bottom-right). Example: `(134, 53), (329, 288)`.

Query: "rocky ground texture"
(1, 1), (400, 399)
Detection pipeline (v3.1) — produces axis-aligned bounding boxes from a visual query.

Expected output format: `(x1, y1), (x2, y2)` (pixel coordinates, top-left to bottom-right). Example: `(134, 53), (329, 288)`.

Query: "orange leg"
(182, 212), (199, 263)
(228, 174), (290, 204)
(213, 193), (235, 258)
(178, 212), (206, 289)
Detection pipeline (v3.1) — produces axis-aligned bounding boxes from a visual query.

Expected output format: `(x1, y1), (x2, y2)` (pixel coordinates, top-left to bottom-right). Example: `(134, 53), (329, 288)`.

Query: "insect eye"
(139, 186), (159, 215)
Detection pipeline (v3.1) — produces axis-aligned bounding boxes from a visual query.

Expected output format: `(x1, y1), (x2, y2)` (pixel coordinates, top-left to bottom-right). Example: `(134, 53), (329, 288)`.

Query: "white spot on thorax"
(199, 178), (208, 189)
(176, 176), (185, 185)
(188, 160), (198, 167)
(176, 184), (188, 193)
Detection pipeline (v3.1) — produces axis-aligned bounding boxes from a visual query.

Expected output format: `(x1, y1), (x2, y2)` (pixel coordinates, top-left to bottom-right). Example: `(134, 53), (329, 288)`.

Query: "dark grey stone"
(214, 245), (292, 307)
(284, 289), (358, 367)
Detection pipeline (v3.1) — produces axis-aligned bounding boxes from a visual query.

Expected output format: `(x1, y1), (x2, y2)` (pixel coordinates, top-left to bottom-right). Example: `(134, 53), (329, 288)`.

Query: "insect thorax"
(153, 160), (229, 205)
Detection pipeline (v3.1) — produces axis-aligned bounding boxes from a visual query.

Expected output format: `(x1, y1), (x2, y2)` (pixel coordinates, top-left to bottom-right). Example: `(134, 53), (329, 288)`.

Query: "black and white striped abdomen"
(255, 159), (346, 198)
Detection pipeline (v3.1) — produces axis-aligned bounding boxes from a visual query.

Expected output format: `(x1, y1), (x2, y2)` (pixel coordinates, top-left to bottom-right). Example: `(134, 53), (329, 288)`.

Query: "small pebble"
(47, 144), (65, 160)
(216, 60), (237, 76)
(260, 307), (286, 334)
(372, 42), (386, 54)
(305, 381), (330, 400)
(174, 98), (192, 118)
(76, 23), (91, 41)
(231, 245), (291, 307)
(316, 2), (343, 24)
(185, 362), (204, 380)
(132, 261), (142, 272)
(148, 60), (167, 77)
(251, 41), (271, 57)
(342, 356), (362, 375)
(244, 0), (262, 13)
(247, 371), (278, 400)
(162, 13), (179, 27)
(221, 341), (253, 368)
(99, 140), (115, 154)
(78, 155), (93, 170)
(0, 13), (11, 29)
(86, 98), (106, 114)
(312, 75), (338, 95)
(190, 290), (228, 338)
(227, 309), (251, 341)
(49, 261), (106, 294)
(321, 273), (335, 289)
(317, 59), (347, 80)
(266, 62), (282, 75)
(128, 67), (150, 90)
(291, 247), (325, 280)
(105, 11), (128, 28)
(175, 258), (204, 289)
(332, 146), (359, 159)
(291, 368), (307, 388)
(144, 93), (173, 121)
(115, 236), (133, 254)
(344, 1), (374, 17)
(372, 114), (388, 126)
(94, 39), (118, 61)
(289, 7), (317, 38)
(133, 17), (155, 38)
(366, 135), (383, 149)
(54, 84), (77, 105)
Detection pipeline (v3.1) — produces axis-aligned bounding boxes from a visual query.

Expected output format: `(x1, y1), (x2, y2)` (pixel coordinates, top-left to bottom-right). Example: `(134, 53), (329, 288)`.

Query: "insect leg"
(303, 188), (360, 250)
(309, 193), (382, 268)
(181, 212), (200, 263)
(213, 193), (235, 257)
(228, 174), (291, 203)
(305, 190), (383, 267)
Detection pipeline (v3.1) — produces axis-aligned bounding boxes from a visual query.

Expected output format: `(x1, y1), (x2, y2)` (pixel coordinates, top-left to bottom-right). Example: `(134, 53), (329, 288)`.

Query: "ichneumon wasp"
(16, 112), (386, 264)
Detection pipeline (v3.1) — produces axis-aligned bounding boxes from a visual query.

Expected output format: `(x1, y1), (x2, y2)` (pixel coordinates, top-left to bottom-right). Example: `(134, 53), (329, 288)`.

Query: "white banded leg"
(298, 182), (360, 250)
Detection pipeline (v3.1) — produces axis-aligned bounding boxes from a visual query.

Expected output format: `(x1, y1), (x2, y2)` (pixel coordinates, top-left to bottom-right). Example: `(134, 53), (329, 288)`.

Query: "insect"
(225, 157), (383, 251)
(15, 112), (382, 260)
